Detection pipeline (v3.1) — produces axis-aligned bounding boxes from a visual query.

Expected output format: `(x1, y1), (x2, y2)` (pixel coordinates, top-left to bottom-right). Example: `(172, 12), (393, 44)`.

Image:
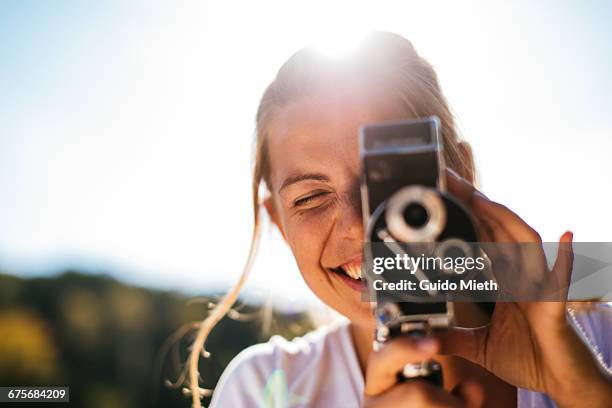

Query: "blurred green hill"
(0, 271), (313, 407)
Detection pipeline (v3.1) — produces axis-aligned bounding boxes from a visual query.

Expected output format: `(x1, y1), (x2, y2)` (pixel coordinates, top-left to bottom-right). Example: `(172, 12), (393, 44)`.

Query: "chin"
(338, 299), (376, 329)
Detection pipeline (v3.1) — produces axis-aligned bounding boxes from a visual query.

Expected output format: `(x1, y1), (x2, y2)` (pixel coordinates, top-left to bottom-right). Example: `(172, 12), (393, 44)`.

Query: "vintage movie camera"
(360, 116), (480, 385)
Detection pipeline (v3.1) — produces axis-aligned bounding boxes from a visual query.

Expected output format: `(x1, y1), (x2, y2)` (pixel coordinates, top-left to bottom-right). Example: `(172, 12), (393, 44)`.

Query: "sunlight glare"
(311, 27), (369, 58)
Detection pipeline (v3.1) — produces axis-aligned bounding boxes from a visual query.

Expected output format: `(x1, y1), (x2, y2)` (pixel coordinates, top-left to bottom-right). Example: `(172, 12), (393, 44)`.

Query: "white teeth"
(343, 264), (362, 280)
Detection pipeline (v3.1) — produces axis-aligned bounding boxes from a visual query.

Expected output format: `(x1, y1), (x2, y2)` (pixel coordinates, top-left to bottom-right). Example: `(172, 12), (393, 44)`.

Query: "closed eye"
(294, 191), (331, 207)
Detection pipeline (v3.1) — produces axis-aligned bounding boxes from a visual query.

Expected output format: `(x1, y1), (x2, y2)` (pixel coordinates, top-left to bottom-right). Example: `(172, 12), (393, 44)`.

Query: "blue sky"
(1, 1), (611, 308)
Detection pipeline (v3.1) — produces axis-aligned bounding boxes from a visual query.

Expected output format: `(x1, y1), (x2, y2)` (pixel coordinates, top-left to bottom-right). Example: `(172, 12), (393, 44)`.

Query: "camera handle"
(398, 326), (443, 386)
(376, 322), (444, 387)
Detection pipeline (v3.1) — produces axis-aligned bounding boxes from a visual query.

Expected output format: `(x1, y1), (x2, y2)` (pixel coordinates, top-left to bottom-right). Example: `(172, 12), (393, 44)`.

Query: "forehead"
(267, 94), (404, 190)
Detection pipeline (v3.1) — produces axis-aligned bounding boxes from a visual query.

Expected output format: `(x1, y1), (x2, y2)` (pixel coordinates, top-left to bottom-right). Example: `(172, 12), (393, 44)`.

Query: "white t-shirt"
(210, 308), (611, 408)
(210, 320), (363, 407)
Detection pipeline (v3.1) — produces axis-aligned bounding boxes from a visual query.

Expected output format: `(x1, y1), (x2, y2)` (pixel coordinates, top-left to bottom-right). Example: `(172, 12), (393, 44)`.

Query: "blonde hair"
(187, 31), (473, 407)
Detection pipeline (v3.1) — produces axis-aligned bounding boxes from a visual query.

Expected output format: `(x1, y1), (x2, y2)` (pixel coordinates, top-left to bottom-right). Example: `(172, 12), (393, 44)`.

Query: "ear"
(263, 196), (287, 241)
(457, 141), (476, 184)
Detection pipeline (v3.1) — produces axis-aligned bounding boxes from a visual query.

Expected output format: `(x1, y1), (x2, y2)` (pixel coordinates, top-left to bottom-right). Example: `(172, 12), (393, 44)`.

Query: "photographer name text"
(371, 279), (498, 292)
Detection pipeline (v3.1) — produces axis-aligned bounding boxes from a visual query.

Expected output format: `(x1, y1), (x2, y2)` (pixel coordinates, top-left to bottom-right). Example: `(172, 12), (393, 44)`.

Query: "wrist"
(553, 375), (612, 408)
(539, 324), (612, 407)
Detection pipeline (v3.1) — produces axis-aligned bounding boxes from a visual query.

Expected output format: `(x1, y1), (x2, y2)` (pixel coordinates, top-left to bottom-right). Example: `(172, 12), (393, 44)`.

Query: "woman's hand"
(363, 336), (485, 407)
(441, 169), (612, 408)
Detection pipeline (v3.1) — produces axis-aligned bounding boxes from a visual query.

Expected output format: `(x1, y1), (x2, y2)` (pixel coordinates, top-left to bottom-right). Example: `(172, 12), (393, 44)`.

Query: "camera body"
(360, 116), (479, 384)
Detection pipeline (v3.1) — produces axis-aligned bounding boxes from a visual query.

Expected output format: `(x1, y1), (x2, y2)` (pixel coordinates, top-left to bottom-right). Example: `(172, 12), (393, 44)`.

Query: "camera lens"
(403, 203), (429, 228)
(385, 186), (446, 243)
(442, 245), (466, 259)
(434, 238), (474, 275)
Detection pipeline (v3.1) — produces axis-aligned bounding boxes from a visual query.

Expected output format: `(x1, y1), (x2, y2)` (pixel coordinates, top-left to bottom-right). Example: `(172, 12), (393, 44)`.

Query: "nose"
(332, 184), (364, 241)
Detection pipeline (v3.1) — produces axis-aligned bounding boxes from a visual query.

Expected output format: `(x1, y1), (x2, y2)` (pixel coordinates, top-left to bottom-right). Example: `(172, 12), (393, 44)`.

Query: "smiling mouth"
(330, 261), (363, 281)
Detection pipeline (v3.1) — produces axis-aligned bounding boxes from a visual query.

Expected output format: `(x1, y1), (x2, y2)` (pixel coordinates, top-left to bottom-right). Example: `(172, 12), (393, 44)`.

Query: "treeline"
(0, 272), (312, 407)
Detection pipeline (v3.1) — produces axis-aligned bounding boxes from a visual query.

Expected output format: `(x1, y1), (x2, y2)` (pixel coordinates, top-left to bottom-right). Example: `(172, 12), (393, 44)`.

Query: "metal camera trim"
(382, 307), (454, 330)
(385, 186), (447, 243)
(434, 238), (475, 276)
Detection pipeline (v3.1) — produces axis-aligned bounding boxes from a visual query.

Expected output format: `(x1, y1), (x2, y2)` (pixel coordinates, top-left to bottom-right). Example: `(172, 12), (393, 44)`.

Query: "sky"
(1, 0), (611, 309)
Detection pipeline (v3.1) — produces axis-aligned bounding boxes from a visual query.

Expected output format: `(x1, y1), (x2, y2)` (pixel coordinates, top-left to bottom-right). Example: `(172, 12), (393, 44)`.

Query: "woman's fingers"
(364, 380), (466, 408)
(445, 167), (537, 243)
(364, 336), (439, 396)
(452, 379), (486, 408)
(552, 231), (574, 290)
(445, 168), (480, 206)
(446, 167), (541, 243)
(444, 168), (510, 244)
(471, 195), (540, 243)
(538, 231), (574, 317)
(471, 195), (550, 290)
(472, 202), (515, 243)
(364, 379), (485, 408)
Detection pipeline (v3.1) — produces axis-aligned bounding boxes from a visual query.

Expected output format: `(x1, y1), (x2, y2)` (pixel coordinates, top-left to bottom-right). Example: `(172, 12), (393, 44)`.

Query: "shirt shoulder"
(208, 340), (276, 407)
(209, 319), (361, 408)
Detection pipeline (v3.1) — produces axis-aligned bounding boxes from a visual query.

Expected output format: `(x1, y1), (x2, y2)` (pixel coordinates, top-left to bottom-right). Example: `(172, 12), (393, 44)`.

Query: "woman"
(200, 31), (611, 407)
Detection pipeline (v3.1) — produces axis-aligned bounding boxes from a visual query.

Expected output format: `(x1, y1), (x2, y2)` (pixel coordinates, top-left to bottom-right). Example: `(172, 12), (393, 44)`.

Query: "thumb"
(552, 231), (574, 295)
(540, 231), (574, 318)
(452, 379), (486, 408)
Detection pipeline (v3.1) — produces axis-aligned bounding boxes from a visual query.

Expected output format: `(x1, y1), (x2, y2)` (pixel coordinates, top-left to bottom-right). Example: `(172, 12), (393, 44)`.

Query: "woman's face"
(265, 93), (404, 327)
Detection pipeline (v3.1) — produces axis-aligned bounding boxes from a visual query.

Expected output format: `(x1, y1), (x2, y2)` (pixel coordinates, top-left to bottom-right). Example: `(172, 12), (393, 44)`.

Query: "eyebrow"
(279, 172), (330, 193)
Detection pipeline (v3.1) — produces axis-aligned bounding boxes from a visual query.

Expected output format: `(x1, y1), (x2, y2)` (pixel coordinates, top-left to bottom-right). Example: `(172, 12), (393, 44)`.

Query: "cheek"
(283, 207), (336, 274)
